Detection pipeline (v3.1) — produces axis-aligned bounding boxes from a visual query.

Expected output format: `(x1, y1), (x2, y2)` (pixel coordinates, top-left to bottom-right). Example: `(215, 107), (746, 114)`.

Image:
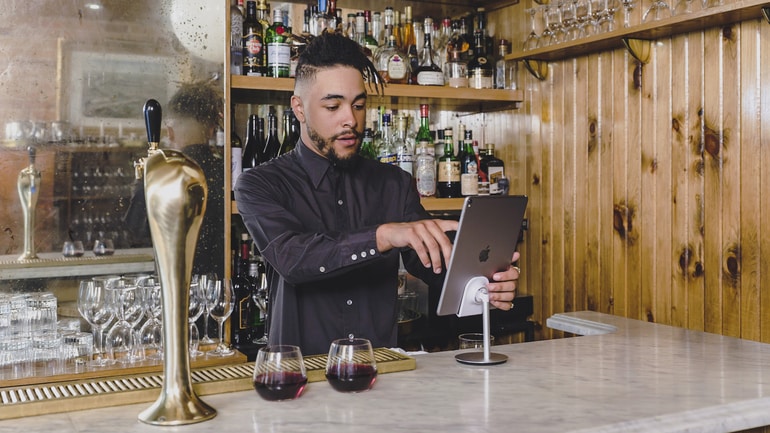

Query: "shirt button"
(361, 251), (367, 258)
(319, 266), (326, 273)
(346, 299), (353, 306)
(338, 199), (344, 205)
(348, 333), (355, 339)
(351, 254), (357, 261)
(369, 249), (376, 255)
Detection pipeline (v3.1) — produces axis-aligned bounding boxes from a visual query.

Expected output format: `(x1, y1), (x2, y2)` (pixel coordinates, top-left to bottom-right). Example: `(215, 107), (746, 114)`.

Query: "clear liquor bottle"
(437, 127), (460, 197)
(415, 31), (445, 86)
(394, 114), (414, 176)
(364, 10), (380, 54)
(266, 9), (291, 77)
(230, 0), (244, 75)
(376, 113), (397, 165)
(375, 35), (409, 84)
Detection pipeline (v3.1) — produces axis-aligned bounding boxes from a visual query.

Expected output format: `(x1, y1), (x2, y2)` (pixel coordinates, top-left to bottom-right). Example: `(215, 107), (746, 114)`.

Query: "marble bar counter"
(2, 311), (770, 433)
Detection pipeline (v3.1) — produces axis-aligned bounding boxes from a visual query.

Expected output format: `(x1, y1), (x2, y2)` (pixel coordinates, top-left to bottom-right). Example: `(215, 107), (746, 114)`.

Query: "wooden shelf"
(507, 0), (770, 63)
(0, 248), (155, 280)
(231, 75), (523, 111)
(232, 197), (465, 215)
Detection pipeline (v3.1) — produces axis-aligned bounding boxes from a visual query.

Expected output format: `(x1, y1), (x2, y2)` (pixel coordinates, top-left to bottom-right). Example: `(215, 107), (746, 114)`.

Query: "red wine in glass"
(325, 363), (377, 392)
(253, 371), (308, 401)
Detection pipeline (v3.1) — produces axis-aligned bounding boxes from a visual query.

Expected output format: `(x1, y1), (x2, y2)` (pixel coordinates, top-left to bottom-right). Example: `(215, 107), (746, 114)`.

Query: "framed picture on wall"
(59, 46), (174, 135)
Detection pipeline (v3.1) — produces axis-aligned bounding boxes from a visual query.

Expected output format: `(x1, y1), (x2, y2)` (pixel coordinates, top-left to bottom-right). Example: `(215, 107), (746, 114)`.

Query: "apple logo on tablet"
(479, 245), (490, 262)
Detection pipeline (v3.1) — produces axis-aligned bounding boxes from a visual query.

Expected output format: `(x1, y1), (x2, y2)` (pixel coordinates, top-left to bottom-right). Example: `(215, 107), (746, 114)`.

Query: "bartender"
(235, 32), (520, 355)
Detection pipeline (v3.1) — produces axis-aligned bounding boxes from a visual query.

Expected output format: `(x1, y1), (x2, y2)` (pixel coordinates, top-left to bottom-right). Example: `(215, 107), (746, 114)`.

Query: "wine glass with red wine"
(252, 345), (308, 401)
(325, 338), (378, 393)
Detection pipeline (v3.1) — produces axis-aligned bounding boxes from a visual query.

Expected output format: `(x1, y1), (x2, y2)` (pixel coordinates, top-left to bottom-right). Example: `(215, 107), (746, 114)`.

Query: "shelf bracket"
(523, 59), (548, 81)
(762, 6), (770, 24)
(622, 38), (651, 64)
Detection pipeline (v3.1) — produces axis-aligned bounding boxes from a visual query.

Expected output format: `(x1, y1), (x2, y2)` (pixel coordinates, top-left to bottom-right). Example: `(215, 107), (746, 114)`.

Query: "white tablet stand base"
(454, 276), (508, 366)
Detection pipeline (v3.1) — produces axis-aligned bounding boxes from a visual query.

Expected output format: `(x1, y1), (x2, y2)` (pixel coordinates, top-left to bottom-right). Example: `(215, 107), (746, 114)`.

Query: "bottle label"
(438, 160), (460, 182)
(387, 54), (408, 80)
(415, 156), (436, 197)
(267, 42), (291, 69)
(461, 173), (479, 196)
(469, 71), (494, 89)
(378, 153), (397, 165)
(417, 71), (445, 86)
(488, 166), (504, 194)
(231, 147), (243, 190)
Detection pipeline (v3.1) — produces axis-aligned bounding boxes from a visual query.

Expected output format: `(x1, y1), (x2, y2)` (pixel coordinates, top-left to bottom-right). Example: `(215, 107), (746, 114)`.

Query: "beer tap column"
(137, 99), (217, 425)
(17, 146), (40, 261)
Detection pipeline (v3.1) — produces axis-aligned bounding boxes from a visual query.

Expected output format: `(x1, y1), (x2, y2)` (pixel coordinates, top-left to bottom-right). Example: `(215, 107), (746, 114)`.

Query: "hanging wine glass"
(576, 0), (599, 37)
(77, 278), (114, 367)
(523, 7), (540, 51)
(642, 0), (671, 22)
(561, 0), (580, 41)
(206, 278), (235, 357)
(188, 277), (205, 358)
(138, 275), (163, 360)
(620, 0), (636, 27)
(598, 0), (619, 32)
(251, 268), (269, 345)
(672, 0), (693, 15)
(544, 2), (565, 46)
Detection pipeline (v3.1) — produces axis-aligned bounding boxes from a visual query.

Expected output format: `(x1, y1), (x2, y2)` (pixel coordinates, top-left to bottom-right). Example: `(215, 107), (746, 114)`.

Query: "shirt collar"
(296, 137), (335, 189)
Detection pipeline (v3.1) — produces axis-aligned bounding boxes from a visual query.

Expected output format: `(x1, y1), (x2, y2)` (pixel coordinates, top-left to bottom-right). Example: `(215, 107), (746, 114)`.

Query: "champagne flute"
(206, 278), (235, 357)
(252, 345), (308, 401)
(325, 338), (378, 393)
(198, 273), (217, 345)
(77, 279), (114, 367)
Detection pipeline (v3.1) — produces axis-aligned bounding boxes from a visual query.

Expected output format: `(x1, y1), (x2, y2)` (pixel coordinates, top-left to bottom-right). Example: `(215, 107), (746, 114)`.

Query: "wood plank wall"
(484, 1), (770, 342)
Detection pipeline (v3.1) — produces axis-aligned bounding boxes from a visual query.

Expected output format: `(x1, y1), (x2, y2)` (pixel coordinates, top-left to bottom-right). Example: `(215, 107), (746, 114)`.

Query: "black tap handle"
(143, 99), (162, 144)
(27, 146), (36, 165)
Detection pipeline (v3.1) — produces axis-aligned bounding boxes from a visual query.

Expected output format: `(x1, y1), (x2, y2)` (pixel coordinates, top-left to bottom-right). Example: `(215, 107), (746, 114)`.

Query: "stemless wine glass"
(253, 345), (308, 401)
(138, 275), (163, 360)
(188, 277), (205, 358)
(77, 279), (114, 367)
(198, 273), (217, 345)
(325, 338), (378, 393)
(206, 278), (235, 357)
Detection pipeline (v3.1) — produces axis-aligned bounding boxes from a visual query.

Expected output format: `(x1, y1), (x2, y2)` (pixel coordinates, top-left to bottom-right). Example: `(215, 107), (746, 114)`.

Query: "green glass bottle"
(266, 9), (290, 77)
(359, 128), (377, 160)
(437, 127), (460, 197)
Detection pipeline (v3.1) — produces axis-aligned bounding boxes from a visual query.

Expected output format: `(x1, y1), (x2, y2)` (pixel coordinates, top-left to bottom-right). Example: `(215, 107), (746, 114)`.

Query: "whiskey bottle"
(480, 143), (505, 195)
(468, 29), (494, 89)
(437, 127), (460, 197)
(415, 31), (444, 86)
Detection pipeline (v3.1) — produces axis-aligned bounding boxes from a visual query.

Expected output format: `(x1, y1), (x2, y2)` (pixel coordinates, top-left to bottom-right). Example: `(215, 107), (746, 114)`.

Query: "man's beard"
(307, 126), (362, 170)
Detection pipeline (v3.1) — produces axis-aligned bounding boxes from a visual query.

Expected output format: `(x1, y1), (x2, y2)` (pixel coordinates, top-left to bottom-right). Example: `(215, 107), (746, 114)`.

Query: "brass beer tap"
(137, 99), (217, 425)
(17, 146), (40, 260)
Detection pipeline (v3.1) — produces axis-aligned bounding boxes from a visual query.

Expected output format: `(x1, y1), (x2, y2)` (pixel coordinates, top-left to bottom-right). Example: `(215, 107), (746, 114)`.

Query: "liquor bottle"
(414, 104), (436, 197)
(266, 8), (290, 77)
(415, 30), (445, 86)
(468, 29), (494, 89)
(242, 0), (264, 76)
(279, 108), (297, 155)
(446, 50), (469, 88)
(437, 127), (460, 197)
(447, 19), (471, 63)
(312, 0), (331, 36)
(262, 110), (281, 161)
(231, 233), (256, 349)
(394, 114), (414, 176)
(375, 35), (409, 84)
(364, 10), (379, 54)
(344, 12), (356, 39)
(255, 0), (271, 70)
(460, 129), (479, 196)
(360, 128), (377, 160)
(376, 113), (397, 165)
(242, 114), (261, 170)
(230, 0), (244, 75)
(231, 109), (243, 194)
(482, 143), (506, 195)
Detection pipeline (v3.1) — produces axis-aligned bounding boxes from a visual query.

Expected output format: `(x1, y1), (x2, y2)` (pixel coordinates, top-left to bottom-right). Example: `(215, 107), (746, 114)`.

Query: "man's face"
(291, 66), (367, 166)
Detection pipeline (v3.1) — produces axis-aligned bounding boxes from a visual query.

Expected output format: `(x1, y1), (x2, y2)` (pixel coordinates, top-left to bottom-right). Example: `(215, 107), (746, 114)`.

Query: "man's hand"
(487, 251), (521, 311)
(376, 219), (459, 274)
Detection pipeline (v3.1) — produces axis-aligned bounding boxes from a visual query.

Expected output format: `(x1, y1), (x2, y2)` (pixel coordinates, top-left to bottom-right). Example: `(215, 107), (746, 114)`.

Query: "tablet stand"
(454, 276), (508, 365)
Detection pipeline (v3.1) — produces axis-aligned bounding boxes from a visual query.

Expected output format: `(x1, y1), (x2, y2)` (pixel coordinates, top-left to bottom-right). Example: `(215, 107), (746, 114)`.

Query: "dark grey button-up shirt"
(235, 139), (441, 355)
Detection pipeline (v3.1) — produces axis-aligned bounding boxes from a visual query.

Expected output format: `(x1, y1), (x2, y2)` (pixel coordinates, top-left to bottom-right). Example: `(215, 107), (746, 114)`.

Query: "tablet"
(436, 195), (528, 317)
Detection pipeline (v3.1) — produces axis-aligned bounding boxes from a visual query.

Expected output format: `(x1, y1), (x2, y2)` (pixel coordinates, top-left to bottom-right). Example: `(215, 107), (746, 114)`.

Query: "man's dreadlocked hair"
(294, 31), (384, 95)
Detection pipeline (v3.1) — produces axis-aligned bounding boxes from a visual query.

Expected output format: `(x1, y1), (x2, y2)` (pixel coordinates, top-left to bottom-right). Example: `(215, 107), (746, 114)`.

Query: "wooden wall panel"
(488, 4), (770, 342)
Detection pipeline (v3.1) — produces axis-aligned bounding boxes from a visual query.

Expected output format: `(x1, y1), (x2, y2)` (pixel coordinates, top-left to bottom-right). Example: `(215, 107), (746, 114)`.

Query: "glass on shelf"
(643, 0), (672, 22)
(523, 7), (541, 51)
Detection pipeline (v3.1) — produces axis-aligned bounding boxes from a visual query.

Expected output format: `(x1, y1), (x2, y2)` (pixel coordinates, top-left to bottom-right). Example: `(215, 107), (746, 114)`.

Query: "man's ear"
(291, 95), (305, 123)
(166, 125), (175, 143)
